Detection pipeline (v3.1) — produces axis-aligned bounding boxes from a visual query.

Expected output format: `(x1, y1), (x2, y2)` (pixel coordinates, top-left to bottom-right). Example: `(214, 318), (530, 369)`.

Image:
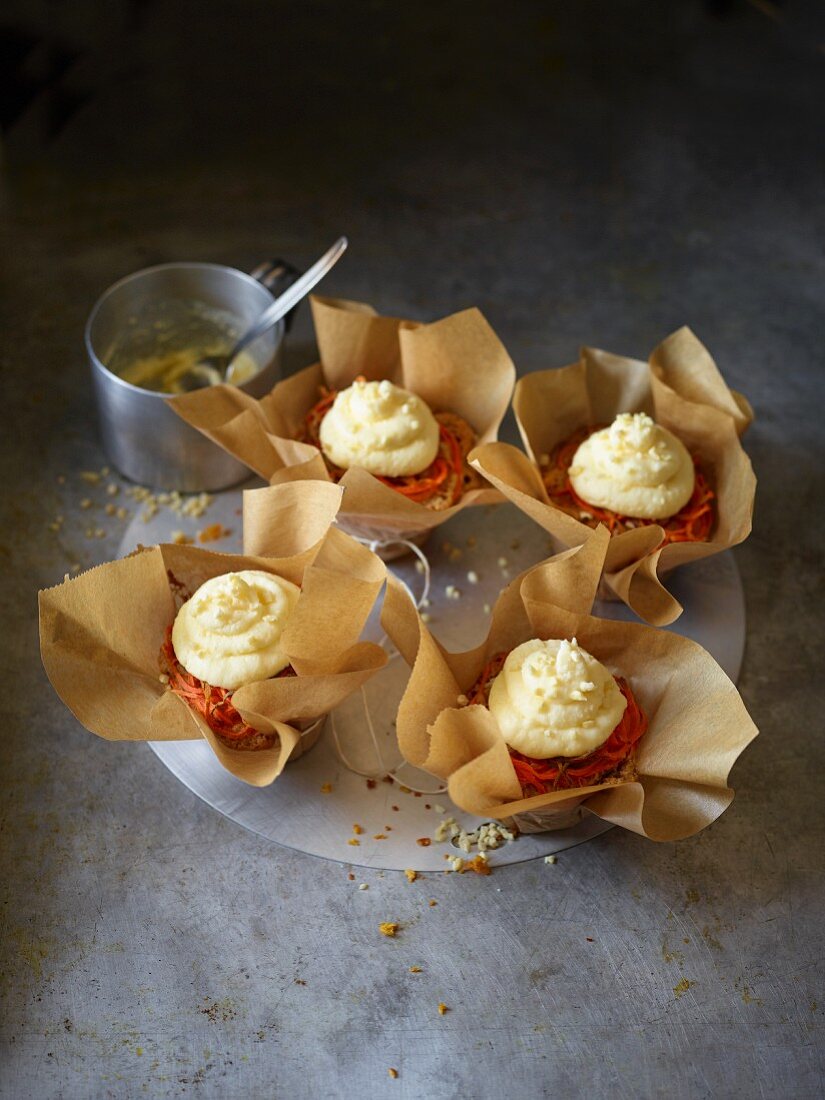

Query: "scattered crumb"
(421, 612), (431, 623)
(348, 873), (355, 881)
(158, 673), (169, 685)
(404, 869), (418, 883)
(106, 483), (119, 497)
(104, 503), (117, 516)
(445, 584), (461, 600)
(388, 1068), (398, 1079)
(80, 498), (92, 510)
(373, 834), (387, 841)
(80, 471), (101, 484)
(467, 855), (492, 876)
(392, 805), (399, 812)
(294, 979), (307, 986)
(510, 538), (520, 550)
(482, 603), (491, 614)
(358, 883), (369, 891)
(347, 839), (360, 847)
(673, 978), (695, 999)
(467, 570), (479, 584)
(198, 522), (231, 543)
(586, 937), (594, 942)
(409, 966), (422, 974)
(437, 1003), (449, 1016)
(379, 922), (399, 938)
(497, 556), (508, 568)
(171, 531), (194, 545)
(415, 560), (425, 575)
(544, 855), (557, 865)
(466, 535), (476, 548)
(366, 779), (377, 789)
(429, 900), (438, 907)
(416, 838), (432, 847)
(456, 693), (468, 705)
(353, 824), (364, 835)
(320, 783), (333, 794)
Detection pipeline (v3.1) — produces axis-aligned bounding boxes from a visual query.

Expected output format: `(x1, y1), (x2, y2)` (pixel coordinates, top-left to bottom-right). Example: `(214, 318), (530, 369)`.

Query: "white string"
(329, 536), (447, 795)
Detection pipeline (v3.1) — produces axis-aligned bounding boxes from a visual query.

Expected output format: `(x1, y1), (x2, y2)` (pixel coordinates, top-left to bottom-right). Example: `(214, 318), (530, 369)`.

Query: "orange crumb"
(416, 838), (432, 847)
(373, 834), (387, 840)
(347, 839), (360, 847)
(348, 873), (355, 881)
(388, 1068), (398, 1079)
(404, 869), (418, 883)
(409, 966), (422, 973)
(468, 855), (492, 876)
(320, 783), (333, 794)
(379, 922), (399, 937)
(352, 824), (363, 835)
(366, 779), (377, 789)
(197, 522), (231, 543)
(429, 899), (438, 907)
(438, 1003), (449, 1016)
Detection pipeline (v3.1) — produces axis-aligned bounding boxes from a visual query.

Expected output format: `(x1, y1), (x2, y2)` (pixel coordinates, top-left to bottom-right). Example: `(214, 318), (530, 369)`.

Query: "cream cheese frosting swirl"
(488, 638), (627, 759)
(172, 570), (299, 690)
(318, 378), (440, 477)
(569, 412), (694, 520)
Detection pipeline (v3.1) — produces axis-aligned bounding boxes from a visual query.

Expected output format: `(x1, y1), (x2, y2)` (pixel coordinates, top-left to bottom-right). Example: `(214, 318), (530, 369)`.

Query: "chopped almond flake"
(409, 966), (422, 973)
(347, 838), (360, 847)
(388, 1068), (398, 1079)
(416, 838), (432, 847)
(352, 824), (363, 834)
(379, 922), (399, 938)
(437, 1003), (449, 1015)
(320, 783), (333, 793)
(404, 869), (418, 883)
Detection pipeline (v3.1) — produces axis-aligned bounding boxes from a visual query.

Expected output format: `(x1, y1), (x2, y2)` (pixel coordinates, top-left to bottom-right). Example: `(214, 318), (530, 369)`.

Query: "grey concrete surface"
(1, 1), (824, 1097)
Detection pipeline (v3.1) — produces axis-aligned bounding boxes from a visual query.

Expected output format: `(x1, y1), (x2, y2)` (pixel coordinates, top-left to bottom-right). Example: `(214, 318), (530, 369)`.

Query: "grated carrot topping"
(161, 625), (294, 746)
(301, 381), (468, 507)
(541, 425), (715, 545)
(464, 652), (648, 795)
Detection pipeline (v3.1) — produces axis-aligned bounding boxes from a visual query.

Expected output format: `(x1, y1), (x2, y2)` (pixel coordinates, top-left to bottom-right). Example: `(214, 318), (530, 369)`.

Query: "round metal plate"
(120, 489), (745, 869)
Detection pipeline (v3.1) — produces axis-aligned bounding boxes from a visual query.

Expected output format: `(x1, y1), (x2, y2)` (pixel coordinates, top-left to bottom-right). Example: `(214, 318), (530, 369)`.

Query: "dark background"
(2, 2), (824, 1097)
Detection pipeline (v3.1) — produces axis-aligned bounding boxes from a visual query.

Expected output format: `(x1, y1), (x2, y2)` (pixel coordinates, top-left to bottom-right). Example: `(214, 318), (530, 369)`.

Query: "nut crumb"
(347, 838), (360, 847)
(437, 1003), (449, 1016)
(404, 869), (418, 883)
(347, 873), (355, 881)
(388, 1068), (398, 1079)
(409, 965), (422, 973)
(429, 899), (437, 907)
(352, 823), (363, 835)
(379, 922), (399, 938)
(416, 838), (432, 847)
(373, 834), (387, 840)
(358, 883), (369, 891)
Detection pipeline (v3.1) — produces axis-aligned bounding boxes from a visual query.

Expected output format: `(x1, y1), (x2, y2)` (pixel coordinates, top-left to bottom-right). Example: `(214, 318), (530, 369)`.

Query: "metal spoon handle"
(229, 236), (348, 362)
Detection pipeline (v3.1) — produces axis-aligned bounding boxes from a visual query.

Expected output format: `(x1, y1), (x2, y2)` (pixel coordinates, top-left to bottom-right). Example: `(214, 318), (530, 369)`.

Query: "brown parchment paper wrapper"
(167, 295), (516, 546)
(470, 328), (756, 627)
(39, 481), (388, 787)
(381, 525), (758, 840)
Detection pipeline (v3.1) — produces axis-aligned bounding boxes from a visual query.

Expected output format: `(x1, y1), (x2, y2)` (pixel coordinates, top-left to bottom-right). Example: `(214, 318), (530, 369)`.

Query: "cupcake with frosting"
(470, 329), (755, 626)
(168, 295), (516, 550)
(382, 525), (758, 838)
